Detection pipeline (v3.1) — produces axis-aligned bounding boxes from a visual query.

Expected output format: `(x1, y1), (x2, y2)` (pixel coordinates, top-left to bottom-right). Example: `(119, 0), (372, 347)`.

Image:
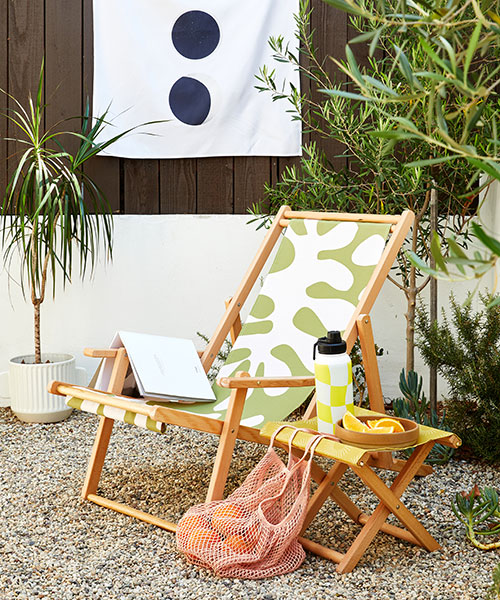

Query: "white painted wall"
(0, 214), (266, 379)
(0, 202), (496, 404)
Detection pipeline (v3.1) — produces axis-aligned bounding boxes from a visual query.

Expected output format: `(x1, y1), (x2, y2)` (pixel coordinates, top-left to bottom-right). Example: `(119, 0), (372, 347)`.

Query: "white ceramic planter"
(0, 353), (86, 423)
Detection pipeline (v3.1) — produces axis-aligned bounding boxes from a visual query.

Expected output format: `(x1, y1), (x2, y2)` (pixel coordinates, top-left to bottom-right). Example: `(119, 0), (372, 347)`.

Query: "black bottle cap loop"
(313, 330), (346, 359)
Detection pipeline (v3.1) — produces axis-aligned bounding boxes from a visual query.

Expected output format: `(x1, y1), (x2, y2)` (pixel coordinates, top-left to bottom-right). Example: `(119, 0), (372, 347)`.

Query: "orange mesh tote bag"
(176, 427), (323, 579)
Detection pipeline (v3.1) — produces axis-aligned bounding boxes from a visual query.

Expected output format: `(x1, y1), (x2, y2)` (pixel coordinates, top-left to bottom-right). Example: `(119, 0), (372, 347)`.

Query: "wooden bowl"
(335, 415), (419, 449)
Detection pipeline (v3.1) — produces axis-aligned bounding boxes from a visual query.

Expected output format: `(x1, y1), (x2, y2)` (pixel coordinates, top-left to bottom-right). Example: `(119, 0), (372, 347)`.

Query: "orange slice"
(342, 412), (370, 433)
(368, 426), (394, 434)
(370, 417), (405, 433)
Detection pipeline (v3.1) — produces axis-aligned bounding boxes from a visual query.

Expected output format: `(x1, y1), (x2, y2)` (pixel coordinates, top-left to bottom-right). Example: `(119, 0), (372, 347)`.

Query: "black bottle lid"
(313, 330), (346, 359)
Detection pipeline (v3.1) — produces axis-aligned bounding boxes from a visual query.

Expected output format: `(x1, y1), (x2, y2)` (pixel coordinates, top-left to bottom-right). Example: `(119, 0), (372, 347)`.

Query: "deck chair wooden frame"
(49, 206), (418, 555)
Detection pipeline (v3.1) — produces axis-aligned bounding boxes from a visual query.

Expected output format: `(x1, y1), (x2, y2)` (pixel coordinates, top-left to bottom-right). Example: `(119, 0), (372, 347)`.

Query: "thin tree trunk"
(34, 300), (41, 364)
(406, 287), (417, 372)
(405, 189), (433, 374)
(31, 242), (51, 364)
(405, 223), (418, 373)
(429, 185), (438, 414)
(31, 227), (42, 364)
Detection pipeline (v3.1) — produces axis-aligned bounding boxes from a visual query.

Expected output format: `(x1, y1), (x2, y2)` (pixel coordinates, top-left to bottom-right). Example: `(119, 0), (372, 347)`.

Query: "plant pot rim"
(9, 353), (75, 366)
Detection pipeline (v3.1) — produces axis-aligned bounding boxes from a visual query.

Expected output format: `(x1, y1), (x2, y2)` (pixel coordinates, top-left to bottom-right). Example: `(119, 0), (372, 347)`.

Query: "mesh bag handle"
(268, 424), (326, 469)
(258, 427), (327, 516)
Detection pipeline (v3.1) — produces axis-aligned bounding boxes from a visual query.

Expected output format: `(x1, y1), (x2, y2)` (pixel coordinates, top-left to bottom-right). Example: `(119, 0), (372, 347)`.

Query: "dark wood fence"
(0, 0), (353, 214)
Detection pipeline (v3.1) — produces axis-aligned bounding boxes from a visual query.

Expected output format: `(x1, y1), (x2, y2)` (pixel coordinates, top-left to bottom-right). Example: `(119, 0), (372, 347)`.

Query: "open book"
(116, 331), (216, 404)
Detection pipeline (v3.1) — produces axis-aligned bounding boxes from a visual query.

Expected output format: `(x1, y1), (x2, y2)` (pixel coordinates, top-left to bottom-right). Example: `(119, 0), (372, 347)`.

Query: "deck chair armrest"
(218, 375), (315, 389)
(84, 348), (121, 358)
(86, 346), (206, 359)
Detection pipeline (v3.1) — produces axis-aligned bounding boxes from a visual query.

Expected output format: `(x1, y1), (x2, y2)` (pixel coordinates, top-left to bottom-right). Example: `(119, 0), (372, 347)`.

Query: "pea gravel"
(0, 407), (498, 600)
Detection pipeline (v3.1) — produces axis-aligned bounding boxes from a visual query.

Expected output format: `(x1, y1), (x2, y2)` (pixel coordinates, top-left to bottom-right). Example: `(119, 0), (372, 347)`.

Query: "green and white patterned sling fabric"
(66, 218), (391, 431)
(67, 388), (166, 433)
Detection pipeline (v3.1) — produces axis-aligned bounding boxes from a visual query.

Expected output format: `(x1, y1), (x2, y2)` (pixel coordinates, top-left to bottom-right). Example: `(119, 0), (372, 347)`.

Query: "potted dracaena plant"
(0, 63), (139, 422)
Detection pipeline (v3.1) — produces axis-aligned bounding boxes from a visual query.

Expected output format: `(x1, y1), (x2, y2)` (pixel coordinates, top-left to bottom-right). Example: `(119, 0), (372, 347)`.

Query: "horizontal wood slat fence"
(0, 0), (361, 214)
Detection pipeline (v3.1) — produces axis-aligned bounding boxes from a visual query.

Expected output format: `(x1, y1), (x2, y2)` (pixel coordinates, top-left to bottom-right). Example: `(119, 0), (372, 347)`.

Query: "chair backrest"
(176, 209), (413, 428)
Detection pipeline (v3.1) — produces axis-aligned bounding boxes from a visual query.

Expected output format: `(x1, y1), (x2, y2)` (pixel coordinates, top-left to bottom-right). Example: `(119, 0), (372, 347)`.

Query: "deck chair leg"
(337, 441), (438, 573)
(302, 462), (350, 534)
(82, 417), (115, 498)
(308, 461), (422, 544)
(206, 374), (249, 502)
(81, 348), (129, 499)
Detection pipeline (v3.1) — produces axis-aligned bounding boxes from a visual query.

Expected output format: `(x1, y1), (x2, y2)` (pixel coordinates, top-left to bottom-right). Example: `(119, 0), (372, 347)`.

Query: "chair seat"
(260, 406), (460, 467)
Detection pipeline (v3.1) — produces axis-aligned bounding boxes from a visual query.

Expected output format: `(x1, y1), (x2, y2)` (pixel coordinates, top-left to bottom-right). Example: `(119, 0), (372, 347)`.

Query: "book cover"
(114, 331), (216, 403)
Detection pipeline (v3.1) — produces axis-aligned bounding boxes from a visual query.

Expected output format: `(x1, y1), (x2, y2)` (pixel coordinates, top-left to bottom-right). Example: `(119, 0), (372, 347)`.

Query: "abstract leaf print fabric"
(164, 219), (391, 428)
(92, 0), (301, 158)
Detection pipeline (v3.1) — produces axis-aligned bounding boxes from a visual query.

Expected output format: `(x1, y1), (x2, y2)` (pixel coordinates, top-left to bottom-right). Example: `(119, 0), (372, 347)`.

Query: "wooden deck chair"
(260, 411), (461, 573)
(49, 206), (416, 542)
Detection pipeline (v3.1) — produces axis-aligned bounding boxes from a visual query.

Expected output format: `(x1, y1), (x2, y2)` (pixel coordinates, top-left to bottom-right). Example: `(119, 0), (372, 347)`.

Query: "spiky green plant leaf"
(0, 62), (157, 362)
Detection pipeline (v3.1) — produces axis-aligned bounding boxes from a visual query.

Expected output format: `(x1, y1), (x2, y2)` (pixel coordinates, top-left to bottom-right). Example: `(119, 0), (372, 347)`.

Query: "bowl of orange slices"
(335, 412), (419, 448)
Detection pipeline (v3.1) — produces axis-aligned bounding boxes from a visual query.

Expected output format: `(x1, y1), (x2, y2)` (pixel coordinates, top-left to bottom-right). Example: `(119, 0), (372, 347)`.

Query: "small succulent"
(452, 485), (500, 551)
(392, 369), (455, 465)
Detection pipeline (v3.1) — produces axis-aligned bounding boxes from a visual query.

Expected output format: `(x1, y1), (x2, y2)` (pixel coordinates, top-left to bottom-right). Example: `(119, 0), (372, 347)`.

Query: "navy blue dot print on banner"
(169, 77), (211, 126)
(172, 11), (220, 60)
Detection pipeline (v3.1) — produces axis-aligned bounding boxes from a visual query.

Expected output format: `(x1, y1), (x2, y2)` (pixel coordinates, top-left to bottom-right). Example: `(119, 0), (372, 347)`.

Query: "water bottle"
(313, 331), (354, 434)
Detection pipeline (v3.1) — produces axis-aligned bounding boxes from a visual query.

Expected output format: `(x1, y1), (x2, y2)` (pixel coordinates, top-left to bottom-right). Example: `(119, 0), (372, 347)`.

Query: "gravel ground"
(0, 407), (498, 600)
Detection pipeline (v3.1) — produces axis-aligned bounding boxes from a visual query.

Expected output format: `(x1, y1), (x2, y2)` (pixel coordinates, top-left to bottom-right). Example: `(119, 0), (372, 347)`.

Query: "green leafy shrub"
(416, 294), (500, 463)
(392, 369), (454, 465)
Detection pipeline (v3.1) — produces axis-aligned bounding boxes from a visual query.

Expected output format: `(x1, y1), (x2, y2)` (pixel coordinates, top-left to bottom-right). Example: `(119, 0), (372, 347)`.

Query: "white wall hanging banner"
(93, 0), (302, 159)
